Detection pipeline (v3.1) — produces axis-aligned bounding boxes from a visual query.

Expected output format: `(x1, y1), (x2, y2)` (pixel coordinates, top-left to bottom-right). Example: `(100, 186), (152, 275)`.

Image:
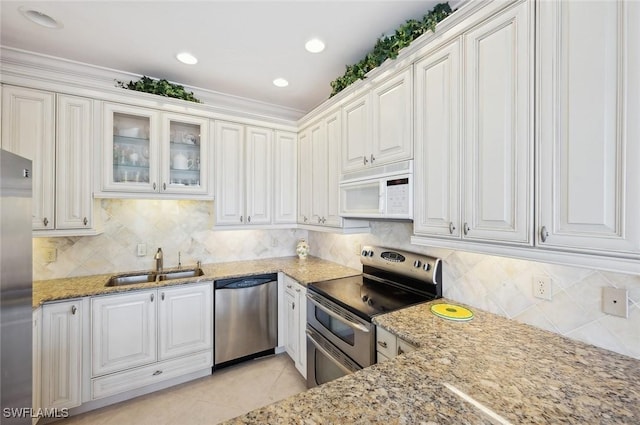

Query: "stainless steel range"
(306, 245), (442, 388)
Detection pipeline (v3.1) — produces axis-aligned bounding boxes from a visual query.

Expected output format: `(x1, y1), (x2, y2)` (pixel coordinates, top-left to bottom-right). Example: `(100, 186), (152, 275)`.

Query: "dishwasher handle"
(215, 273), (278, 290)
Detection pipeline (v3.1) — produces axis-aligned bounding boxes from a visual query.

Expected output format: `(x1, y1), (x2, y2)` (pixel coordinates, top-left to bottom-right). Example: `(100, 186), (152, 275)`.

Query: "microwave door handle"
(379, 185), (385, 213)
(306, 330), (356, 375)
(307, 295), (370, 333)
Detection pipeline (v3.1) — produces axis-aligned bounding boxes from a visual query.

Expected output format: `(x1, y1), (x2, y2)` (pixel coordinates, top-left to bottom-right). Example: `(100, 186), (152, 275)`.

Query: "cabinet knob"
(150, 293), (154, 302)
(43, 217), (49, 227)
(397, 346), (405, 355)
(363, 156), (368, 165)
(240, 216), (243, 223)
(296, 288), (301, 293)
(161, 292), (165, 301)
(303, 216), (308, 223)
(370, 154), (375, 163)
(71, 305), (77, 315)
(153, 182), (157, 190)
(321, 217), (326, 224)
(317, 217), (322, 224)
(83, 217), (88, 226)
(286, 284), (292, 289)
(463, 222), (470, 235)
(163, 183), (167, 191)
(540, 226), (549, 243)
(247, 216), (251, 223)
(449, 222), (456, 234)
(152, 370), (163, 376)
(377, 340), (387, 348)
(292, 302), (295, 310)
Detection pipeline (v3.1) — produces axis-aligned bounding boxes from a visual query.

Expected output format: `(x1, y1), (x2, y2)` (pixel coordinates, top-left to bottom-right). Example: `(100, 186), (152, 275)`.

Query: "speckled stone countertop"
(32, 256), (360, 308)
(226, 299), (640, 424)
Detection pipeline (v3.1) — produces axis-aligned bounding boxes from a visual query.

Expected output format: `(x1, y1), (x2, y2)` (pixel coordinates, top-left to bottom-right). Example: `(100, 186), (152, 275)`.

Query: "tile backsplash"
(33, 199), (307, 279)
(34, 202), (640, 360)
(308, 221), (640, 360)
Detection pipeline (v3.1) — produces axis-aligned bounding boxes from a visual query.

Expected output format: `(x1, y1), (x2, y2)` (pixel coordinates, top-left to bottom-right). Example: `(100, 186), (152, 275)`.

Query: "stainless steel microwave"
(339, 160), (413, 220)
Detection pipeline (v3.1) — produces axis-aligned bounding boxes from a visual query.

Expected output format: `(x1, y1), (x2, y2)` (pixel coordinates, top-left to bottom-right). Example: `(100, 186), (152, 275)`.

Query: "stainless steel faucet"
(154, 248), (163, 273)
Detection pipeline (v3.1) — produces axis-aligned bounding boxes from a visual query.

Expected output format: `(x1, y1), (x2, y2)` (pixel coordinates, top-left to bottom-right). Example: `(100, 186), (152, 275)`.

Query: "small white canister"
(296, 239), (309, 259)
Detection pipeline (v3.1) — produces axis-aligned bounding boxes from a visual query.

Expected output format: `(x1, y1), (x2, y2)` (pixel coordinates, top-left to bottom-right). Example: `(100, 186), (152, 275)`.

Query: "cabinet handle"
(292, 302), (295, 310)
(397, 346), (405, 355)
(377, 340), (387, 348)
(161, 292), (165, 301)
(286, 284), (292, 289)
(43, 217), (49, 227)
(303, 216), (308, 223)
(71, 305), (77, 315)
(83, 217), (88, 226)
(163, 183), (167, 191)
(463, 222), (470, 235)
(152, 370), (163, 376)
(296, 288), (301, 293)
(449, 222), (456, 234)
(248, 216), (251, 223)
(153, 182), (157, 190)
(540, 226), (549, 243)
(150, 293), (154, 302)
(370, 154), (375, 163)
(317, 217), (322, 224)
(321, 217), (326, 224)
(363, 156), (368, 165)
(240, 216), (243, 223)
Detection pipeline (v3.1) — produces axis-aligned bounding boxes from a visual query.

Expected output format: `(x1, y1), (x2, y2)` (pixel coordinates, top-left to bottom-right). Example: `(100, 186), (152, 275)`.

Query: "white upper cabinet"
(462, 0), (533, 245)
(297, 128), (312, 224)
(215, 121), (275, 226)
(1, 86), (55, 230)
(342, 68), (413, 174)
(273, 131), (298, 224)
(101, 102), (211, 198)
(537, 1), (640, 257)
(414, 40), (461, 238)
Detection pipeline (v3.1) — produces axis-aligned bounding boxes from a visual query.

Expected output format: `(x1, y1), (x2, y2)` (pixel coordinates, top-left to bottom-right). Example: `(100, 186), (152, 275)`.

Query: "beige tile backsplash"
(34, 201), (640, 360)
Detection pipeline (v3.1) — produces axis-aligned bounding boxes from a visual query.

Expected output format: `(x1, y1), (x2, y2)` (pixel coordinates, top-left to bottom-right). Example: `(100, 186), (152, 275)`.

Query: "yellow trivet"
(431, 303), (474, 321)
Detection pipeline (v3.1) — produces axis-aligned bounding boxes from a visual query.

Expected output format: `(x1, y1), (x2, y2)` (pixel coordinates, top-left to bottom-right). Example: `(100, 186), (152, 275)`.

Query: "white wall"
(308, 221), (640, 360)
(33, 199), (306, 279)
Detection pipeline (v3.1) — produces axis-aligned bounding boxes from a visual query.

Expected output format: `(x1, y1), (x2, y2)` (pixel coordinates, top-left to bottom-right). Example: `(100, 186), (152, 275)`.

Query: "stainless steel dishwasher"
(214, 273), (278, 367)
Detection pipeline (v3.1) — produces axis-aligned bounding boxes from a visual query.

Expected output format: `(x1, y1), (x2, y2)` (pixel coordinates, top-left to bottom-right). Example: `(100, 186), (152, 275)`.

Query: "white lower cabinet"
(32, 308), (42, 425)
(41, 300), (83, 410)
(90, 282), (213, 399)
(375, 326), (417, 363)
(282, 275), (307, 378)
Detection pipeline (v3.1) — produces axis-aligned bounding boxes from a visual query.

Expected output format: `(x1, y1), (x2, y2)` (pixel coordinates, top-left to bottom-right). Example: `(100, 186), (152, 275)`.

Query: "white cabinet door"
(310, 120), (328, 225)
(295, 282), (307, 378)
(32, 309), (42, 424)
(537, 1), (640, 256)
(158, 283), (213, 361)
(56, 94), (94, 230)
(91, 290), (157, 376)
(274, 131), (297, 224)
(1, 86), (55, 230)
(324, 111), (343, 227)
(215, 121), (245, 225)
(297, 128), (312, 224)
(371, 68), (413, 166)
(414, 40), (461, 238)
(341, 94), (370, 173)
(283, 285), (298, 365)
(463, 0), (533, 244)
(245, 126), (273, 225)
(41, 301), (82, 410)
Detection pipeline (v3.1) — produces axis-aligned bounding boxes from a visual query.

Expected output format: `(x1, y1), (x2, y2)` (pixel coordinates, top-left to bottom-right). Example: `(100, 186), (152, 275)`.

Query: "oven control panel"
(360, 245), (441, 285)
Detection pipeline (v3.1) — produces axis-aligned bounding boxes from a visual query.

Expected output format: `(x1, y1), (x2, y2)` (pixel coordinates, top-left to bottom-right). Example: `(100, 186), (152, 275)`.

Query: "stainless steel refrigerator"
(0, 149), (33, 424)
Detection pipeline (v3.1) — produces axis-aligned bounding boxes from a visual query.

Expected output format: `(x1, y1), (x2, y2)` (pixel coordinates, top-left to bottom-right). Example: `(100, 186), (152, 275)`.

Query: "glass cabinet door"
(161, 114), (209, 195)
(103, 103), (160, 193)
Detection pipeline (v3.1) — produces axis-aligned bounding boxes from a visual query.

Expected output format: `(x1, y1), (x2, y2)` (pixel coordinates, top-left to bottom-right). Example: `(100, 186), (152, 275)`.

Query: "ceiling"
(0, 1), (442, 116)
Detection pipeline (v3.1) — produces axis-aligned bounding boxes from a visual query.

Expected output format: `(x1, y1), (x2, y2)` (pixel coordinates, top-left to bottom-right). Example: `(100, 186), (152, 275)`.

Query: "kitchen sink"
(106, 272), (157, 286)
(157, 268), (204, 281)
(105, 268), (205, 286)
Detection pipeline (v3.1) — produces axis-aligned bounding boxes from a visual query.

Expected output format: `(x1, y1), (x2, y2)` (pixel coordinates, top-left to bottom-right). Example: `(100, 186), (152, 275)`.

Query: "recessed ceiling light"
(176, 52), (198, 65)
(273, 78), (289, 88)
(19, 7), (62, 29)
(305, 38), (325, 53)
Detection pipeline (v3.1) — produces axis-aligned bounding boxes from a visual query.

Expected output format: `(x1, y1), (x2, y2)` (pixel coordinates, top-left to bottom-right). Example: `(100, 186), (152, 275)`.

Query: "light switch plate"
(137, 243), (147, 257)
(602, 287), (628, 318)
(44, 247), (57, 263)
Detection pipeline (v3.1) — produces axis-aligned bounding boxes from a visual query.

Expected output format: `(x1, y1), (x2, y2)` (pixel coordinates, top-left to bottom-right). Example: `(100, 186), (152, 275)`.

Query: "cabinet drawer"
(375, 327), (396, 359)
(397, 338), (417, 356)
(91, 351), (212, 400)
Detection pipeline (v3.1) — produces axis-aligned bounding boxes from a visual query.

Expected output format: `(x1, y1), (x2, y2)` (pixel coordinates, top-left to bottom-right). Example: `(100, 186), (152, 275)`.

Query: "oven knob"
(361, 249), (368, 257)
(367, 250), (374, 257)
(413, 260), (422, 268)
(423, 263), (431, 272)
(367, 298), (374, 306)
(362, 295), (369, 302)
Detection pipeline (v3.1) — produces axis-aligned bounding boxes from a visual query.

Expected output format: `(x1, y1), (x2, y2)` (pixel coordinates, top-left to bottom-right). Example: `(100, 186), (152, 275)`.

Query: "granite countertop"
(32, 256), (360, 308)
(226, 299), (640, 424)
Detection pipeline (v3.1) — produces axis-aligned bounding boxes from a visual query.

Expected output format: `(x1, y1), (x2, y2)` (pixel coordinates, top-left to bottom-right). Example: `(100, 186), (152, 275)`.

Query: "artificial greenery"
(115, 76), (201, 103)
(330, 2), (454, 96)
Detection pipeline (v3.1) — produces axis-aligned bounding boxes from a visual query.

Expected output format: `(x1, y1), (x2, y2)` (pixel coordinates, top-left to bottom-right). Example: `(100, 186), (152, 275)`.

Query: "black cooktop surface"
(308, 274), (435, 321)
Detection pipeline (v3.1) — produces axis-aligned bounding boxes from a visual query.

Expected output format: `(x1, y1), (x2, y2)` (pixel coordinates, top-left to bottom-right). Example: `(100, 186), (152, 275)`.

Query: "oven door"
(306, 291), (375, 368)
(306, 326), (361, 388)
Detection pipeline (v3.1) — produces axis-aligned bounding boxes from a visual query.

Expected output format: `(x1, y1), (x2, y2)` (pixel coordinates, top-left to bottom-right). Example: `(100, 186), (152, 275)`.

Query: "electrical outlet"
(602, 287), (628, 318)
(533, 275), (552, 300)
(44, 247), (57, 263)
(137, 243), (146, 257)
(354, 242), (361, 256)
(271, 237), (278, 247)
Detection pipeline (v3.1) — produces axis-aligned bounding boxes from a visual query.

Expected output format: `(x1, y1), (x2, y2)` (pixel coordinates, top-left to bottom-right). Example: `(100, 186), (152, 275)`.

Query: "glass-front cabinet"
(101, 102), (210, 197)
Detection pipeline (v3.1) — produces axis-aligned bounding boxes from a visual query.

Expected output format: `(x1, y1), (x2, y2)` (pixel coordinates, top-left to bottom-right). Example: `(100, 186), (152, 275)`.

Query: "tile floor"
(55, 354), (307, 425)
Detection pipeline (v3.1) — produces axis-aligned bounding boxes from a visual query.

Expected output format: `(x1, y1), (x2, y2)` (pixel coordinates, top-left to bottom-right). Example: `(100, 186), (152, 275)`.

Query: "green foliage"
(330, 2), (454, 97)
(115, 76), (201, 103)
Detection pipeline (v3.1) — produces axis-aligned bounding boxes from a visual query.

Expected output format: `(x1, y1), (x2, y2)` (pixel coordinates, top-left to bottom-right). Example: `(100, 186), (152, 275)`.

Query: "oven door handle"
(306, 330), (356, 375)
(307, 295), (370, 333)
